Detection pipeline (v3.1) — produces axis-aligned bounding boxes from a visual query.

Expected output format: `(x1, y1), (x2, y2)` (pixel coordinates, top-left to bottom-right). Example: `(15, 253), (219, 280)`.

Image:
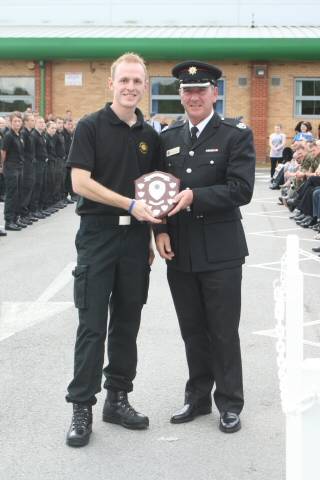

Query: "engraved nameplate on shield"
(134, 171), (180, 218)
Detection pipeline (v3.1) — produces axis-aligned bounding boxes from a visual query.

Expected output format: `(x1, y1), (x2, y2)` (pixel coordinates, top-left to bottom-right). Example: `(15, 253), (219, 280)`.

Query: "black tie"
(190, 126), (198, 145)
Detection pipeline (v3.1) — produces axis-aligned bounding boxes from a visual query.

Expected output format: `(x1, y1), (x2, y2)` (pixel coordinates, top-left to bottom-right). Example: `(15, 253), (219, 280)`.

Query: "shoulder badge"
(236, 122), (247, 129)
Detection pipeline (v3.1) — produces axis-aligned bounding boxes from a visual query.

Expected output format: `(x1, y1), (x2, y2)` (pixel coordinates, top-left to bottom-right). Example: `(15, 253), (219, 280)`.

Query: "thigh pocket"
(72, 264), (89, 309)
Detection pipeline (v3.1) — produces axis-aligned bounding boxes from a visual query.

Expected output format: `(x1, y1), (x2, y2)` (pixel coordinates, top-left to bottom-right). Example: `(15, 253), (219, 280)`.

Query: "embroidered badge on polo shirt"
(139, 142), (148, 154)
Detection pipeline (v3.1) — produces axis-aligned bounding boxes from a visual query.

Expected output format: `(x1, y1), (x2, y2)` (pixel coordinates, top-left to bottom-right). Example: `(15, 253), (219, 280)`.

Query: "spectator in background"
(148, 113), (162, 133)
(269, 124), (286, 178)
(20, 113), (37, 225)
(293, 121), (314, 142)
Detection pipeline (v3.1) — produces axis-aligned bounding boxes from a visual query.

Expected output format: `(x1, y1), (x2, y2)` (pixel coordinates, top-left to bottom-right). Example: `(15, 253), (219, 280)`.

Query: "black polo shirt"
(67, 103), (160, 216)
(21, 127), (35, 163)
(32, 129), (48, 163)
(2, 129), (24, 165)
(46, 133), (58, 162)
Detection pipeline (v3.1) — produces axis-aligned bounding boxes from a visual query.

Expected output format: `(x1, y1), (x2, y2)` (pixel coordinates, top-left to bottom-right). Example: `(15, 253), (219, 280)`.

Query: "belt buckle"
(119, 216), (131, 225)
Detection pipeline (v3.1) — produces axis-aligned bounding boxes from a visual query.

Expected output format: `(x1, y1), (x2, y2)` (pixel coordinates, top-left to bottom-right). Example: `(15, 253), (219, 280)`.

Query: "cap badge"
(188, 66), (198, 75)
(236, 122), (247, 129)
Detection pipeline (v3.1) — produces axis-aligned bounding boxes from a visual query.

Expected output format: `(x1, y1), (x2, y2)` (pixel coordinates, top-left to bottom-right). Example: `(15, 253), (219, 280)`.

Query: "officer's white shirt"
(188, 110), (214, 138)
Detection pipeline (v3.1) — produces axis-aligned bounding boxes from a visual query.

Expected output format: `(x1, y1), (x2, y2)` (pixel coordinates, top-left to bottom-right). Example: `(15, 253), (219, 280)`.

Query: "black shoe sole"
(102, 414), (149, 430)
(66, 426), (92, 447)
(170, 405), (212, 424)
(219, 420), (241, 433)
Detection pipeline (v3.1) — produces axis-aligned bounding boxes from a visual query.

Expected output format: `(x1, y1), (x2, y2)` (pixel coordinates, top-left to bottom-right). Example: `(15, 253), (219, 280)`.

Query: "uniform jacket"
(158, 112), (256, 272)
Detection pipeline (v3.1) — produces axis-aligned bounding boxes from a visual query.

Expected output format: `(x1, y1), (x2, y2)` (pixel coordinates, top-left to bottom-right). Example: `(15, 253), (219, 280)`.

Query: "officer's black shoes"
(170, 402), (212, 424)
(219, 412), (241, 433)
(102, 390), (149, 430)
(5, 222), (22, 231)
(15, 218), (28, 228)
(66, 404), (92, 447)
(0, 228), (7, 236)
(20, 217), (33, 225)
(33, 211), (46, 219)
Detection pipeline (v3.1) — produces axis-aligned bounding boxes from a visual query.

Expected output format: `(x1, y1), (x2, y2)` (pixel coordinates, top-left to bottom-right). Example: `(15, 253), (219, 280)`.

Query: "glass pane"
(213, 99), (223, 115)
(0, 98), (33, 112)
(151, 78), (180, 96)
(0, 77), (35, 96)
(152, 99), (184, 115)
(315, 81), (320, 96)
(217, 79), (224, 95)
(315, 101), (320, 115)
(301, 100), (315, 115)
(302, 81), (314, 97)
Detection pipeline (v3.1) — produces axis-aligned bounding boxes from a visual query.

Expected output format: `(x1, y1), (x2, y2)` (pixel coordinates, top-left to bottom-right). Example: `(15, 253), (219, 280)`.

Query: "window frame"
(150, 76), (225, 117)
(0, 76), (35, 115)
(294, 77), (320, 118)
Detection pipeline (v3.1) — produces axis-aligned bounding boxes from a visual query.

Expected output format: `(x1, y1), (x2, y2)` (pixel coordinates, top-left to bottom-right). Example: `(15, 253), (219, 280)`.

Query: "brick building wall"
(1, 58), (320, 161)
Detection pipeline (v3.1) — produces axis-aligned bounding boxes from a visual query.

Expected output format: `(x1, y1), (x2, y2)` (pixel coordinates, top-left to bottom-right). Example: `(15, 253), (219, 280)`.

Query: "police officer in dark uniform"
(65, 53), (161, 447)
(155, 61), (255, 433)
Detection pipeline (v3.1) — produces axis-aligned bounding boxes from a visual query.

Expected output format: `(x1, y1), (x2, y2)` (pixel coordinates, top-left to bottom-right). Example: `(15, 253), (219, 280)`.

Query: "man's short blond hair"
(110, 52), (147, 79)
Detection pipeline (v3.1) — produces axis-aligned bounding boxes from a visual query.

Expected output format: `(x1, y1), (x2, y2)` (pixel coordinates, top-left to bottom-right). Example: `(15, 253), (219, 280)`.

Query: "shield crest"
(134, 171), (180, 218)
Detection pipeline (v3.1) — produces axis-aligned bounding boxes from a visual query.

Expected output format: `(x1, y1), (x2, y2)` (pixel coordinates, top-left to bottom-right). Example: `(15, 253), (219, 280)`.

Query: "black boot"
(66, 404), (92, 447)
(102, 390), (149, 430)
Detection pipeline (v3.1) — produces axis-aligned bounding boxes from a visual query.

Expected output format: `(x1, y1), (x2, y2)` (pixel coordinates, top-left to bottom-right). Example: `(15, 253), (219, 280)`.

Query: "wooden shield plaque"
(134, 171), (180, 218)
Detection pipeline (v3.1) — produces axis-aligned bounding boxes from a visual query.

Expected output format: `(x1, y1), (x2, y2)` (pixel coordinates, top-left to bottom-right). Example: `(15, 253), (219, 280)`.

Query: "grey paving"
(0, 171), (319, 480)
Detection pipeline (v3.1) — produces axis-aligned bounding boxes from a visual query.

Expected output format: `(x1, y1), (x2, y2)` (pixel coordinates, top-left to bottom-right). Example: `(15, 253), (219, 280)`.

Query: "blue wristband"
(128, 199), (136, 214)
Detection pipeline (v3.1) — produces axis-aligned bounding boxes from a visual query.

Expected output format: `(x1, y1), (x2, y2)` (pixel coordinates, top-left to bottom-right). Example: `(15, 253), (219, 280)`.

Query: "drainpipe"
(39, 60), (46, 117)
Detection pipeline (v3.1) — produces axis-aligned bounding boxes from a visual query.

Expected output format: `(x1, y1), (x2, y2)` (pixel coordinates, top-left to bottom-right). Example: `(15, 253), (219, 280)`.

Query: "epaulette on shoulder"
(161, 120), (186, 134)
(221, 117), (248, 130)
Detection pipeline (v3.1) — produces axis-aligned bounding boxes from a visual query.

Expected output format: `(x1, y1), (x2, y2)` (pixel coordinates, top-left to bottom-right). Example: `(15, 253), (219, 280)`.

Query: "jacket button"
(186, 168), (192, 173)
(189, 151), (194, 157)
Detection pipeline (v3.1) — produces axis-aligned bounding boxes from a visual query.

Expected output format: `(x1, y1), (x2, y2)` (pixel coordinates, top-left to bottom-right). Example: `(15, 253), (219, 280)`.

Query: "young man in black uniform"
(62, 118), (75, 203)
(30, 117), (49, 219)
(155, 61), (255, 433)
(54, 117), (67, 207)
(20, 113), (37, 225)
(1, 111), (26, 231)
(0, 117), (7, 235)
(65, 53), (161, 447)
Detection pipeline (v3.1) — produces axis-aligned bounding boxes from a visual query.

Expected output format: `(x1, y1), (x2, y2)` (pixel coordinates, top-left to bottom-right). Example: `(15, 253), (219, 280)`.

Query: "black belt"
(82, 215), (146, 226)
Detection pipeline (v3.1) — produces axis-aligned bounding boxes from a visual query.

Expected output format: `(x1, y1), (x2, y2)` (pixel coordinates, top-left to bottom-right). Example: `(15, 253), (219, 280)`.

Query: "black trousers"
(66, 216), (151, 406)
(3, 162), (23, 223)
(167, 266), (244, 414)
(30, 161), (46, 213)
(299, 176), (320, 215)
(270, 157), (281, 178)
(21, 159), (35, 217)
(43, 160), (56, 208)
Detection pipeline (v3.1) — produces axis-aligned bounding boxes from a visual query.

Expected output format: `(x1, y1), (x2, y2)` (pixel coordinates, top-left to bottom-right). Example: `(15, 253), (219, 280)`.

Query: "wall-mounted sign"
(65, 72), (83, 86)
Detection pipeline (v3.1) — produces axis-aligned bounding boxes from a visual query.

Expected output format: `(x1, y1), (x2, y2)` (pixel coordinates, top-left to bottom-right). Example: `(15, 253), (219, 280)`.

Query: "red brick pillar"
(250, 64), (269, 163)
(34, 62), (41, 113)
(45, 61), (53, 118)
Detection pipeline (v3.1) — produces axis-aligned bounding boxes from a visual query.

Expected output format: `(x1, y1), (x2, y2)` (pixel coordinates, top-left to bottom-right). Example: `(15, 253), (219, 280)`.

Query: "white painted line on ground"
(0, 262), (76, 342)
(37, 262), (75, 302)
(252, 328), (320, 348)
(248, 227), (300, 235)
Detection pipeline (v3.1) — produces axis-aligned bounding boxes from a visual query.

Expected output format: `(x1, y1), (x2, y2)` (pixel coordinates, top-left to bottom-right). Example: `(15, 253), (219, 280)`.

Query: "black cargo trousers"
(66, 215), (151, 406)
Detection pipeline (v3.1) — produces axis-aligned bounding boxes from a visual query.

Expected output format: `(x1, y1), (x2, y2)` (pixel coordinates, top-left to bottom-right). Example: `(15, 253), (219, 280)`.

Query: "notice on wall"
(65, 72), (83, 87)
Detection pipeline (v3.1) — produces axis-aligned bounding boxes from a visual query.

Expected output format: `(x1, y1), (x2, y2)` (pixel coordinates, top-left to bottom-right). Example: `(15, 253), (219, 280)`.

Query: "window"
(0, 77), (35, 114)
(150, 77), (225, 116)
(295, 79), (320, 116)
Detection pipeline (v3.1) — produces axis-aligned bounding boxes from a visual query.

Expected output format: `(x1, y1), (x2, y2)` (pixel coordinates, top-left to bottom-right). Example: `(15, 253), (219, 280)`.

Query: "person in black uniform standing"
(155, 61), (255, 433)
(62, 118), (75, 204)
(30, 117), (49, 219)
(65, 53), (161, 447)
(1, 111), (27, 231)
(20, 113), (37, 225)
